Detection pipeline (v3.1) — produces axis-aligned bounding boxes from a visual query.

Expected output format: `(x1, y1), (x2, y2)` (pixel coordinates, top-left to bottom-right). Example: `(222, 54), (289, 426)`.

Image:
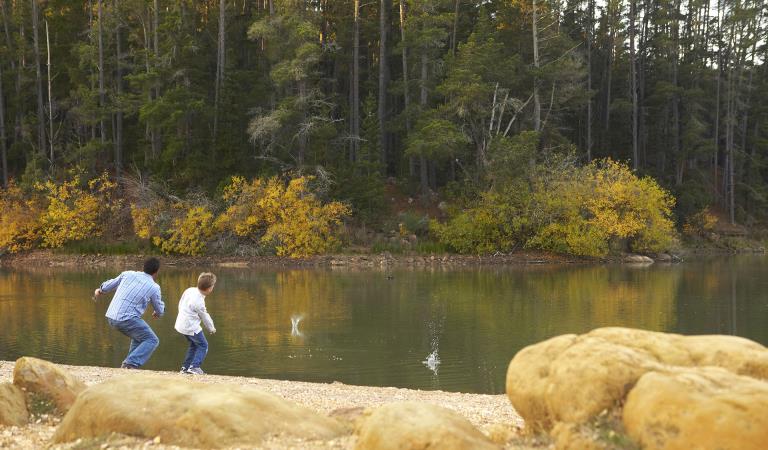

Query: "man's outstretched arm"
(96, 272), (124, 295)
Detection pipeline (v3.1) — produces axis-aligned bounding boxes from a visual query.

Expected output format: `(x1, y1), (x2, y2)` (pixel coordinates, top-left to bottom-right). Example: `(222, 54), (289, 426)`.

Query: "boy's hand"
(210, 328), (217, 334)
(152, 311), (160, 319)
(93, 288), (102, 298)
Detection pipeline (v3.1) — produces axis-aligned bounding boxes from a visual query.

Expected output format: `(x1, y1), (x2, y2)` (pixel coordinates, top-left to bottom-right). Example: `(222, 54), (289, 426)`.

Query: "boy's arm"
(194, 301), (216, 333)
(98, 272), (124, 293)
(149, 286), (165, 317)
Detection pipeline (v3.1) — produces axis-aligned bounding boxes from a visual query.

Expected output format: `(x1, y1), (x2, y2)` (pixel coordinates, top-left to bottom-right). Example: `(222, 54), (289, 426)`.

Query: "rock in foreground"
(506, 327), (768, 449)
(52, 373), (345, 448)
(13, 356), (86, 414)
(355, 401), (499, 450)
(624, 367), (768, 450)
(0, 382), (29, 426)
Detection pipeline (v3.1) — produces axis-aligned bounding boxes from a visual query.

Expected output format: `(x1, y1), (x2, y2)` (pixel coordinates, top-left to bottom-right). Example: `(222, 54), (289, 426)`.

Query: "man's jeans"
(182, 331), (208, 369)
(107, 317), (159, 368)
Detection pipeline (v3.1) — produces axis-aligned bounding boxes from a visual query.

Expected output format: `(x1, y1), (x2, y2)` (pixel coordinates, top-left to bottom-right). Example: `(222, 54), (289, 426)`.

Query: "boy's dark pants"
(182, 331), (208, 369)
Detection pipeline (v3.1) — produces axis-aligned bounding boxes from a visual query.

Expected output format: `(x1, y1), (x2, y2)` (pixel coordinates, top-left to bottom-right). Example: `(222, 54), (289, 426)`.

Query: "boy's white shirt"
(174, 287), (216, 336)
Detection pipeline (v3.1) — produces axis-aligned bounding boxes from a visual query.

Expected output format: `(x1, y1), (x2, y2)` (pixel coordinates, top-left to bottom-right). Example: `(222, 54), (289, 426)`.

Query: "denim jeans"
(107, 317), (159, 368)
(181, 331), (208, 369)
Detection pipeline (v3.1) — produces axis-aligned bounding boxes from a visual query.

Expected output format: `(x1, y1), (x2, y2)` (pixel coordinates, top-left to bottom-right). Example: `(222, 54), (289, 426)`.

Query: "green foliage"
(430, 189), (528, 254)
(433, 159), (678, 257)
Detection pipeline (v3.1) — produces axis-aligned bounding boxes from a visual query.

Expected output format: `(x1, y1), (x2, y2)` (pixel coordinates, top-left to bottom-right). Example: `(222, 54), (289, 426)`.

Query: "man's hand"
(93, 288), (102, 298)
(152, 311), (161, 319)
(210, 328), (217, 334)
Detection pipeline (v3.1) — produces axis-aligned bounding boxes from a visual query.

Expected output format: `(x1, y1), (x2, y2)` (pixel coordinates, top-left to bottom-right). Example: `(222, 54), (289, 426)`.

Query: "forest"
(0, 0), (766, 257)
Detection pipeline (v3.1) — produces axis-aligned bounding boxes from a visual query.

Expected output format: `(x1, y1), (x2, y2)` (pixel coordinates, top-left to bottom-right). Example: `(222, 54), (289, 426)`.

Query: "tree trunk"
(350, 0), (360, 162)
(98, 0), (106, 144)
(419, 50), (428, 197)
(1, 1), (14, 73)
(399, 0), (414, 175)
(672, 0), (681, 185)
(31, 0), (46, 157)
(114, 0), (123, 174)
(45, 19), (53, 164)
(586, 0), (593, 161)
(532, 0), (541, 132)
(450, 0), (459, 55)
(713, 0), (722, 200)
(604, 1), (614, 130)
(378, 0), (390, 172)
(213, 0), (225, 151)
(151, 0), (160, 159)
(629, 0), (638, 170)
(0, 64), (7, 187)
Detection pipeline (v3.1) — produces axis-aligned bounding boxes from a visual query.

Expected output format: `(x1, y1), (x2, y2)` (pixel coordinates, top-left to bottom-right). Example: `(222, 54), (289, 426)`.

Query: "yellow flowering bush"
(0, 183), (42, 253)
(529, 159), (677, 256)
(35, 172), (121, 248)
(433, 159), (677, 257)
(216, 175), (351, 257)
(153, 205), (214, 256)
(682, 208), (718, 238)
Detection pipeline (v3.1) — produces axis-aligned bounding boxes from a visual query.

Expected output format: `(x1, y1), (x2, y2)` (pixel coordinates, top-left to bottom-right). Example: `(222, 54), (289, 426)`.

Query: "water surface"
(1, 256), (766, 393)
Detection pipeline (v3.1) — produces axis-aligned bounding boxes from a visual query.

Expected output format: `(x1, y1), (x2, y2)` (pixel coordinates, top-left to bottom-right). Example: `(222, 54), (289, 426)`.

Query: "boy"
(175, 272), (217, 375)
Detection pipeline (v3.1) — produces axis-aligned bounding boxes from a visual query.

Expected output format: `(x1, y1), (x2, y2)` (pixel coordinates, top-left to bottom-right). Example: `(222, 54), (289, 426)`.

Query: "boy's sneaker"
(179, 366), (188, 374)
(186, 367), (205, 375)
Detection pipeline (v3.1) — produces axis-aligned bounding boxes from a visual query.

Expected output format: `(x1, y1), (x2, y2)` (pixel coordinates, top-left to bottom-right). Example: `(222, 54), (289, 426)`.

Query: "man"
(94, 257), (165, 369)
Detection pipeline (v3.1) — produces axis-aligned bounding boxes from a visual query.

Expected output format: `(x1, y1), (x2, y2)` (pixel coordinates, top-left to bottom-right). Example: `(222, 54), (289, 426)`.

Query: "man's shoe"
(186, 367), (205, 375)
(180, 366), (189, 374)
(120, 363), (138, 369)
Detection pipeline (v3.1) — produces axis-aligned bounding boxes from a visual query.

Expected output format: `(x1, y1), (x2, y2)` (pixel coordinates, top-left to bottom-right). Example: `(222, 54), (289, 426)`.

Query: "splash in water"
(291, 314), (304, 337)
(423, 350), (440, 374)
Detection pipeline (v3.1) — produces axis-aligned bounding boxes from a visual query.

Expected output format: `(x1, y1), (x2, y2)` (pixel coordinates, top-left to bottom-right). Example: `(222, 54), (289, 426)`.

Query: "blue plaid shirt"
(100, 271), (164, 321)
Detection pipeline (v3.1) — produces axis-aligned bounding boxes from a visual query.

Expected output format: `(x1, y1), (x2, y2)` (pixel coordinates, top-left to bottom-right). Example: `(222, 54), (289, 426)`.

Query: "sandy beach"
(0, 360), (524, 449)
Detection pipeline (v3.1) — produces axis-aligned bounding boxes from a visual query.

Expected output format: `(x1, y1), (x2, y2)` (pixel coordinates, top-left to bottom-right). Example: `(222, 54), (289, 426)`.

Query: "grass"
(53, 238), (154, 255)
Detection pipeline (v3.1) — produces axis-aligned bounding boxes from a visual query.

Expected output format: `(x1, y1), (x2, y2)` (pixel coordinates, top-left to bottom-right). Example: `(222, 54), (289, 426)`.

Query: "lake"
(1, 255), (766, 394)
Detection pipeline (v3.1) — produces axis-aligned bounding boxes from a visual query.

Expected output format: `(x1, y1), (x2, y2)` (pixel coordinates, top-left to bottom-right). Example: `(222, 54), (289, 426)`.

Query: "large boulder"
(623, 367), (768, 450)
(506, 327), (768, 429)
(13, 357), (86, 414)
(0, 383), (29, 426)
(53, 374), (345, 448)
(355, 401), (499, 450)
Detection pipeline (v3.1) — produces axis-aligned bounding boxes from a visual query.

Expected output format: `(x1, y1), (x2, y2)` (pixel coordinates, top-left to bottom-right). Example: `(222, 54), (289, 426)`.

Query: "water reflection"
(0, 256), (766, 393)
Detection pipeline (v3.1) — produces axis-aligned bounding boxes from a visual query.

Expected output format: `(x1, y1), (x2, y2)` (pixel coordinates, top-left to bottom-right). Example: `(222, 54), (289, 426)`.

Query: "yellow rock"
(13, 357), (86, 414)
(506, 327), (768, 430)
(0, 382), (29, 426)
(623, 367), (768, 450)
(355, 401), (499, 450)
(52, 373), (345, 448)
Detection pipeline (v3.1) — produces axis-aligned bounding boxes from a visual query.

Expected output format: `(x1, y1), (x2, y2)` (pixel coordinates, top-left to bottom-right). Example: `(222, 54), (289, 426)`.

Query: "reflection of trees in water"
(3, 259), (767, 391)
(210, 269), (353, 349)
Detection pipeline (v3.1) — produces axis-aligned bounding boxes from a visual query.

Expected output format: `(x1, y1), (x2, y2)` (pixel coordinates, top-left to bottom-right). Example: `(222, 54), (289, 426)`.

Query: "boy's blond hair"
(197, 272), (217, 291)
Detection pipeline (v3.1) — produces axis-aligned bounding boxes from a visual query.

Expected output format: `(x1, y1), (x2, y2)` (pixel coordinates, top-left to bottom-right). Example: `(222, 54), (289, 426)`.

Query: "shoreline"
(0, 249), (586, 270)
(1, 247), (764, 271)
(0, 360), (523, 449)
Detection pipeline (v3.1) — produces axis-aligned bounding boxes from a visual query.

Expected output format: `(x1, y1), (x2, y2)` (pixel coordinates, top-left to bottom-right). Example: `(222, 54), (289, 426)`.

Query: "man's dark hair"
(143, 257), (161, 275)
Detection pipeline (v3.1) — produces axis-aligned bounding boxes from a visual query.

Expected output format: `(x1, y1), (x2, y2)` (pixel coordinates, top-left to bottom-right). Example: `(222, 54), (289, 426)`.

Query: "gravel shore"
(0, 360), (524, 449)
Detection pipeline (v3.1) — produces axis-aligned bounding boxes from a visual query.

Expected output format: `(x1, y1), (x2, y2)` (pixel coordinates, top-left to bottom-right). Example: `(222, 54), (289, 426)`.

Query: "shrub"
(153, 205), (214, 256)
(431, 159), (677, 257)
(430, 189), (528, 254)
(528, 159), (677, 256)
(35, 172), (121, 248)
(216, 175), (351, 257)
(0, 182), (42, 253)
(682, 208), (718, 238)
